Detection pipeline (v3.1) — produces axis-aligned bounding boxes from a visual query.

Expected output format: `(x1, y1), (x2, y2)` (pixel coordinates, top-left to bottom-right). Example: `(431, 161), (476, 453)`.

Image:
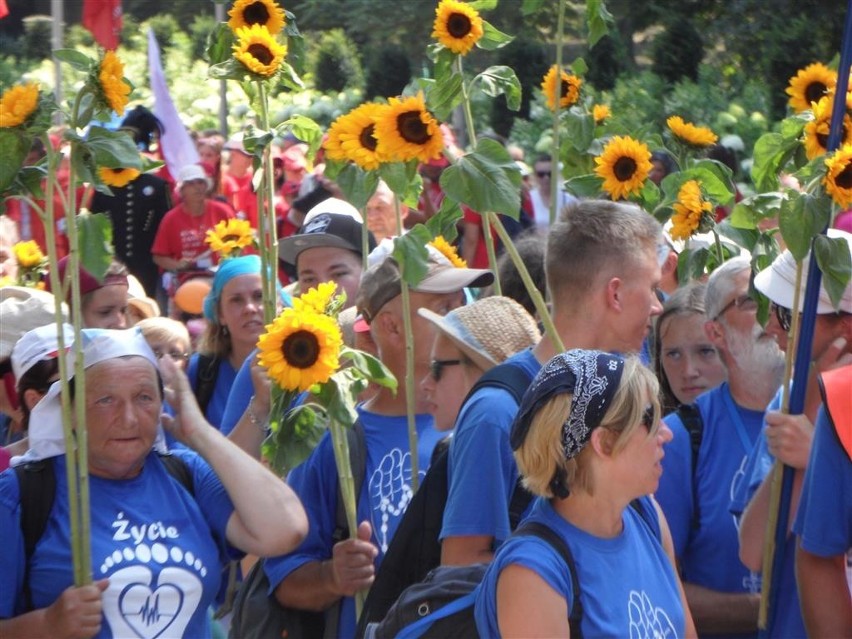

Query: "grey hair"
(705, 256), (751, 321)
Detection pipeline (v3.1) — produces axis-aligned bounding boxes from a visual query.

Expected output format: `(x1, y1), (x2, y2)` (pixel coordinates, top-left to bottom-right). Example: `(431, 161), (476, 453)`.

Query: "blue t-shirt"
(219, 349), (257, 437)
(263, 405), (442, 639)
(655, 383), (764, 610)
(187, 353), (238, 431)
(794, 404), (852, 555)
(441, 348), (540, 546)
(475, 497), (686, 638)
(0, 451), (239, 637)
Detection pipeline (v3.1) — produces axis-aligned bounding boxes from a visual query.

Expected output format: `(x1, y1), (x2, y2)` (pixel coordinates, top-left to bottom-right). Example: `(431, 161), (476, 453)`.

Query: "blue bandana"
(203, 255), (262, 322)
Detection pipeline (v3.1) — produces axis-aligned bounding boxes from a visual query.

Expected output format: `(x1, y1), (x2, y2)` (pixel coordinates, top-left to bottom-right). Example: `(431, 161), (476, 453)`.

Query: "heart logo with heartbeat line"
(119, 581), (183, 638)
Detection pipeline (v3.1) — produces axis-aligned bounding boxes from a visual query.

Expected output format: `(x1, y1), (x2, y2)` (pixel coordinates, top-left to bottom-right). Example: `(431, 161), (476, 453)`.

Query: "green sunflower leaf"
(570, 57), (589, 76)
(439, 137), (521, 218)
(16, 166), (48, 200)
(208, 58), (249, 81)
(586, 0), (614, 47)
(717, 219), (760, 253)
(85, 126), (143, 169)
(477, 20), (514, 51)
(780, 192), (832, 262)
(280, 115), (323, 159)
(814, 234), (852, 311)
(379, 160), (421, 203)
(277, 61), (306, 92)
(468, 0), (498, 10)
(424, 72), (463, 122)
(53, 49), (94, 72)
(340, 347), (398, 392)
(0, 130), (30, 195)
(677, 246), (709, 282)
(265, 402), (326, 477)
(564, 174), (604, 199)
(392, 225), (432, 288)
(206, 23), (235, 66)
(563, 110), (595, 152)
(433, 47), (456, 84)
(471, 66), (521, 112)
(751, 132), (800, 193)
(425, 198), (463, 243)
(729, 192), (784, 229)
(522, 0), (545, 15)
(334, 163), (379, 210)
(77, 211), (114, 282)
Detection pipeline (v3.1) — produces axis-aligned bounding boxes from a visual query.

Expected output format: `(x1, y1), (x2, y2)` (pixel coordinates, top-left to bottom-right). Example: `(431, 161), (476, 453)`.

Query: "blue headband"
(203, 255), (262, 322)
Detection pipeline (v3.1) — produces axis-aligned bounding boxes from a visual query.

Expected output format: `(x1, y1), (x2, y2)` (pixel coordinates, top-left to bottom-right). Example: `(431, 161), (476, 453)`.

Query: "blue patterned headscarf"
(510, 349), (625, 497)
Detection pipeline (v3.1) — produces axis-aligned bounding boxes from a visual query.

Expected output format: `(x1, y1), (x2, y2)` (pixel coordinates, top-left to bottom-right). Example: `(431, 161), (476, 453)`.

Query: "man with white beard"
(655, 256), (784, 639)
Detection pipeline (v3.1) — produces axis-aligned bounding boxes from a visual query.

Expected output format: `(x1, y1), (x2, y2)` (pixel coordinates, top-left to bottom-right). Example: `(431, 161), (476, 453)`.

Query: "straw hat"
(418, 296), (540, 371)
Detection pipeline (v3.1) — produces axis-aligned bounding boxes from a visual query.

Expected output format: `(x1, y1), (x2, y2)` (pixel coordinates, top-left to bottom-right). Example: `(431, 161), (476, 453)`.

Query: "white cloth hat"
(177, 163), (212, 190)
(0, 286), (68, 361)
(11, 327), (168, 467)
(11, 322), (74, 380)
(754, 229), (852, 314)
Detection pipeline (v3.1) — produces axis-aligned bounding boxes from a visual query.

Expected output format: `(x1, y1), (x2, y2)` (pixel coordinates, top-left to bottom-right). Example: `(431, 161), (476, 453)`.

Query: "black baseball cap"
(278, 198), (377, 265)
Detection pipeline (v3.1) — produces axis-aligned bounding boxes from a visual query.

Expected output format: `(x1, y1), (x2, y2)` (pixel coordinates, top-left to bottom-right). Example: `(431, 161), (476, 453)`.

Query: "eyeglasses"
(153, 349), (189, 361)
(714, 293), (758, 320)
(771, 302), (793, 333)
(430, 359), (461, 382)
(641, 404), (658, 434)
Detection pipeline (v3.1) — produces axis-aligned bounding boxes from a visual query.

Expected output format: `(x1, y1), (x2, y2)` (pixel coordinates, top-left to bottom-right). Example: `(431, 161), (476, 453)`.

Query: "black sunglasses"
(430, 359), (461, 382)
(771, 302), (793, 333)
(641, 404), (658, 434)
(535, 170), (551, 178)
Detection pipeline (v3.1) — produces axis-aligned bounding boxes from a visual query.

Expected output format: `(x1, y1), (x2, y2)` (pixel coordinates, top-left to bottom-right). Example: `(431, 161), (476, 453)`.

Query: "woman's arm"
(0, 580), (108, 639)
(496, 564), (569, 638)
(653, 498), (699, 639)
(159, 355), (308, 557)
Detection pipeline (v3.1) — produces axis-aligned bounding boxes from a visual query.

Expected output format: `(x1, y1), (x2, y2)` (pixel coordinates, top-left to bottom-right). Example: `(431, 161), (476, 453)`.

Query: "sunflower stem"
(550, 0), (567, 227)
(360, 206), (369, 271)
(490, 213), (563, 351)
(457, 56), (476, 149)
(394, 195), (420, 493)
(256, 80), (278, 324)
(711, 228), (725, 266)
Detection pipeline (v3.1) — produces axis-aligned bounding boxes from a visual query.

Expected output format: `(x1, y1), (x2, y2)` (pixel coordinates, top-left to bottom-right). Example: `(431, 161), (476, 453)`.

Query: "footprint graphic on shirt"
(99, 542), (208, 638)
(627, 590), (678, 639)
(369, 448), (418, 552)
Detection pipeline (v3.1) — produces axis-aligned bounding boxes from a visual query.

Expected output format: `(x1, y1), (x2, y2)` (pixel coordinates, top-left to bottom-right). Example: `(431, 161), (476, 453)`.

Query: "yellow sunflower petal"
(98, 166), (141, 188)
(429, 235), (466, 268)
(324, 103), (388, 170)
(824, 144), (852, 209)
(13, 240), (45, 268)
(374, 93), (444, 164)
(232, 24), (287, 78)
(669, 180), (712, 241)
(592, 104), (611, 124)
(228, 0), (286, 36)
(98, 50), (131, 116)
(803, 95), (852, 160)
(0, 83), (39, 128)
(786, 62), (837, 113)
(256, 308), (343, 392)
(431, 0), (484, 56)
(540, 65), (582, 112)
(205, 218), (254, 257)
(666, 116), (717, 148)
(593, 135), (653, 201)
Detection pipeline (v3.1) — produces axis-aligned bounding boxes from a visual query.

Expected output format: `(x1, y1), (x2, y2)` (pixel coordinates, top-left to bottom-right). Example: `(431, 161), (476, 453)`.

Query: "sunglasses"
(535, 170), (551, 178)
(714, 293), (758, 320)
(641, 404), (658, 434)
(430, 359), (461, 382)
(771, 302), (793, 333)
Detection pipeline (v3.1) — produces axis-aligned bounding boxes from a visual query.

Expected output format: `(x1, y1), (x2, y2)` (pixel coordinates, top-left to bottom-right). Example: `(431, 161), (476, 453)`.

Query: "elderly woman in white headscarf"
(0, 328), (307, 638)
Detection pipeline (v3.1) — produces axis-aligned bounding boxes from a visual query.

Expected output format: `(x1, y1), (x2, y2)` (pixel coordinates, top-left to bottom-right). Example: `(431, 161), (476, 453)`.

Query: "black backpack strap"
(157, 452), (195, 497)
(513, 521), (584, 639)
(15, 459), (56, 612)
(507, 480), (534, 531)
(675, 403), (704, 530)
(194, 354), (221, 417)
(628, 497), (661, 541)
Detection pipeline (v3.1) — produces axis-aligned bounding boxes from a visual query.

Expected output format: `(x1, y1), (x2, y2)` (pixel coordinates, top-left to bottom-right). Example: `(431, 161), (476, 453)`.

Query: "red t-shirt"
(151, 199), (234, 265)
(222, 172), (258, 229)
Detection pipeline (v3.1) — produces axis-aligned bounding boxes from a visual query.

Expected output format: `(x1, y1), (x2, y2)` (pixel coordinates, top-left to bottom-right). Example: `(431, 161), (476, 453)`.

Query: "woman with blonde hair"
(475, 349), (696, 638)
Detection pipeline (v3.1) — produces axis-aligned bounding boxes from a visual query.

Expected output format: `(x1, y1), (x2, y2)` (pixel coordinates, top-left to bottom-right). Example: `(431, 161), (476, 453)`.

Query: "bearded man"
(655, 256), (785, 639)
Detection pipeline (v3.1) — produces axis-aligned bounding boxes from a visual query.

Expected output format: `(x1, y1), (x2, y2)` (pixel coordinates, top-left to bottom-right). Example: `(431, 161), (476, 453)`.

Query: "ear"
(661, 250), (678, 279)
(705, 318), (725, 348)
(22, 388), (43, 411)
(605, 276), (623, 312)
(374, 308), (402, 340)
(589, 427), (615, 458)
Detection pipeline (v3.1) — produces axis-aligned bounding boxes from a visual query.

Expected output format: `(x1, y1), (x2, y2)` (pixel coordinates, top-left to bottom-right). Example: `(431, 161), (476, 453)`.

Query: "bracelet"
(247, 396), (268, 433)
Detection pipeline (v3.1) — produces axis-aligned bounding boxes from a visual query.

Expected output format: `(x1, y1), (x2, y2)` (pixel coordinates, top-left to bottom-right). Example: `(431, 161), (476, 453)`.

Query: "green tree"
(312, 28), (364, 93)
(364, 44), (411, 100)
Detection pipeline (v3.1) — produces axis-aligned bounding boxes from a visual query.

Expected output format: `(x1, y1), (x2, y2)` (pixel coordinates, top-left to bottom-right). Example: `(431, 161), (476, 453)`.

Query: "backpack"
(193, 353), (221, 417)
(675, 403), (704, 529)
(228, 421), (366, 639)
(356, 363), (535, 637)
(15, 452), (194, 612)
(368, 499), (660, 639)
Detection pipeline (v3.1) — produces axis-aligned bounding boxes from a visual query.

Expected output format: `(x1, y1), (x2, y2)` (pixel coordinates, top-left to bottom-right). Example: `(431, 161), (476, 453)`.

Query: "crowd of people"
(0, 105), (851, 639)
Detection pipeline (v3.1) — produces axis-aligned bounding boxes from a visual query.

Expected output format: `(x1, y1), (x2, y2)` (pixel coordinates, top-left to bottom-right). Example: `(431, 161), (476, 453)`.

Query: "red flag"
(0, 0), (9, 20)
(82, 0), (123, 50)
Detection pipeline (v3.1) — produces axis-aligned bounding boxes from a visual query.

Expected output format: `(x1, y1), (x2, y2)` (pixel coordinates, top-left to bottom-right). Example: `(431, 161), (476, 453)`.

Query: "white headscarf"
(11, 327), (169, 467)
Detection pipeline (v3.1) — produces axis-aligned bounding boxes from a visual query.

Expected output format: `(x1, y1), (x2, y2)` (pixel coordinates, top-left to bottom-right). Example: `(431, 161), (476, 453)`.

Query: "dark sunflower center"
(110, 168), (124, 174)
(282, 330), (320, 369)
(560, 80), (571, 98)
(359, 123), (378, 151)
(223, 234), (240, 242)
(397, 111), (430, 145)
(248, 43), (274, 65)
(613, 157), (637, 181)
(244, 2), (271, 25)
(447, 12), (472, 38)
(837, 163), (852, 189)
(804, 81), (828, 105)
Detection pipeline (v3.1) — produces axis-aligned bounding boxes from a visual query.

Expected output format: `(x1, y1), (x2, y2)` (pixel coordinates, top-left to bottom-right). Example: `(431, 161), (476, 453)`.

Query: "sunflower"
(257, 308), (343, 392)
(97, 50), (131, 116)
(431, 0), (484, 56)
(786, 63), (837, 113)
(205, 218), (255, 257)
(292, 281), (338, 314)
(541, 65), (582, 112)
(374, 93), (444, 164)
(430, 235), (466, 268)
(233, 24), (287, 78)
(594, 136), (653, 200)
(98, 166), (141, 188)
(666, 116), (718, 148)
(13, 240), (45, 269)
(324, 103), (388, 170)
(824, 144), (852, 209)
(669, 180), (712, 241)
(592, 104), (611, 124)
(803, 95), (852, 160)
(228, 0), (286, 36)
(0, 83), (39, 128)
